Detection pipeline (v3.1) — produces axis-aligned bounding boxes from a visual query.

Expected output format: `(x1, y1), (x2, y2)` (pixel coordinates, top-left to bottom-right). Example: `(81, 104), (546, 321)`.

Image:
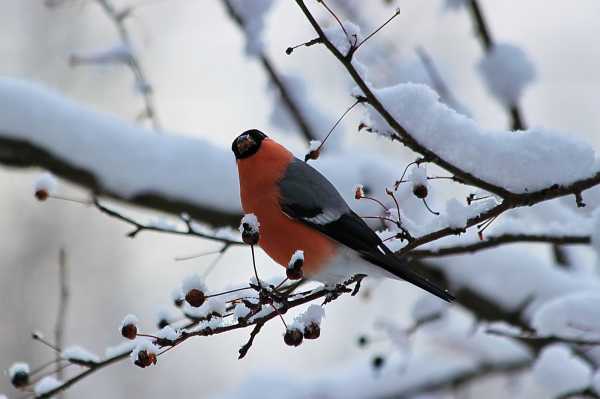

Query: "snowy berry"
(303, 322), (320, 340)
(240, 214), (260, 245)
(354, 184), (364, 200)
(185, 288), (206, 308)
(8, 363), (29, 388)
(284, 328), (303, 347)
(413, 184), (428, 199)
(120, 314), (138, 340)
(134, 350), (157, 368)
(286, 250), (304, 280)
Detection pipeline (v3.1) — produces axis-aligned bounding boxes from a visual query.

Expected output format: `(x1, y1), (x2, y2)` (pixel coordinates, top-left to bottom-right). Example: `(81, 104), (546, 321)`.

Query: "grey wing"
(278, 158), (384, 254)
(278, 158), (350, 224)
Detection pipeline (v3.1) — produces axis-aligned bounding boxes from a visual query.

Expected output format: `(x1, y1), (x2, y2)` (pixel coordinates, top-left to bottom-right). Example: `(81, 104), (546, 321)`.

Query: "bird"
(231, 129), (454, 302)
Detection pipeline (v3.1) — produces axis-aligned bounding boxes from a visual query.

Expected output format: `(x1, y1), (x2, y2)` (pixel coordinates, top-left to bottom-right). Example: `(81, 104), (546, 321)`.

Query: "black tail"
(361, 249), (455, 302)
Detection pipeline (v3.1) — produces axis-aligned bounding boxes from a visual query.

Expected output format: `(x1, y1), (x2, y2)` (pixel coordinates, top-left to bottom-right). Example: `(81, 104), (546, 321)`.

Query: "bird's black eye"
(232, 129), (267, 159)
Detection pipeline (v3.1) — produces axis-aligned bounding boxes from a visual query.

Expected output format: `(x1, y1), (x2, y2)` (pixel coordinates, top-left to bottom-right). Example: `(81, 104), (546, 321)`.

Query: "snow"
(430, 246), (600, 313)
(363, 82), (596, 193)
(120, 314), (138, 330)
(8, 362), (29, 379)
(411, 295), (448, 323)
(233, 302), (252, 321)
(130, 339), (159, 365)
(485, 321), (523, 337)
(171, 286), (184, 303)
(34, 376), (62, 396)
(0, 79), (241, 215)
(239, 213), (260, 234)
(156, 305), (178, 325)
(323, 21), (362, 56)
(105, 341), (136, 358)
(408, 165), (428, 189)
(288, 250), (304, 267)
(301, 304), (325, 325)
(34, 172), (58, 195)
(229, 0), (274, 56)
(477, 43), (536, 106)
(61, 345), (101, 364)
(531, 291), (600, 339)
(532, 344), (592, 397)
(157, 325), (179, 341)
(444, 198), (469, 229)
(184, 297), (226, 319)
(182, 273), (207, 294)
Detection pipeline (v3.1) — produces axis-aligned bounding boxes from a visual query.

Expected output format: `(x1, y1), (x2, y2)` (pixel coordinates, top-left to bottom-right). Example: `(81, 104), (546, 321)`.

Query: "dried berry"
(284, 328), (303, 347)
(35, 189), (49, 201)
(185, 288), (206, 307)
(121, 323), (137, 340)
(303, 322), (320, 340)
(10, 370), (29, 388)
(412, 184), (428, 199)
(372, 355), (385, 370)
(134, 350), (157, 368)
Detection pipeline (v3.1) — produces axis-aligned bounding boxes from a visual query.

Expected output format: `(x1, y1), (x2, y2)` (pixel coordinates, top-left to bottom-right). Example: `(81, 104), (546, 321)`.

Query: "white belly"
(310, 247), (397, 285)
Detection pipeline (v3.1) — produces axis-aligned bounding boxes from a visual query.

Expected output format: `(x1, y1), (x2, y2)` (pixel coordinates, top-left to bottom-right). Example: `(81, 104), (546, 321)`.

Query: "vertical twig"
(55, 248), (69, 398)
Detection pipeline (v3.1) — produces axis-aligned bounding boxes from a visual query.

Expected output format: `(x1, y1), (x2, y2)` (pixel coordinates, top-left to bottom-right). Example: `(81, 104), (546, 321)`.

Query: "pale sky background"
(1, 0), (599, 397)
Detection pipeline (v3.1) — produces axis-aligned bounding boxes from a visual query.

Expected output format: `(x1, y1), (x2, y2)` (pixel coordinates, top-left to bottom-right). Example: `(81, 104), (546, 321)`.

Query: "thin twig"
(54, 248), (69, 398)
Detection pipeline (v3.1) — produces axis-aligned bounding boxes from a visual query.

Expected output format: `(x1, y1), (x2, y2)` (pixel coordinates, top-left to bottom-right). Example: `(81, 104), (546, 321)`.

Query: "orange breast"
(237, 139), (336, 276)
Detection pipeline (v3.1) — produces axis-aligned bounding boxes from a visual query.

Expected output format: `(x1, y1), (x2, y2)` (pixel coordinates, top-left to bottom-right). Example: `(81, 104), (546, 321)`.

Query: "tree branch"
(408, 233), (590, 258)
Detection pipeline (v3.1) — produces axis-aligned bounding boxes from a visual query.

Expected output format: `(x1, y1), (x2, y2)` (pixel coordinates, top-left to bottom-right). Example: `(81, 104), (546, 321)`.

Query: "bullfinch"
(232, 129), (454, 302)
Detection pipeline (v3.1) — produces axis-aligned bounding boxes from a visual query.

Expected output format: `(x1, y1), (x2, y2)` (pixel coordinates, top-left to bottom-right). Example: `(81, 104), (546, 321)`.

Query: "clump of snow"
(234, 302), (252, 322)
(445, 198), (469, 229)
(408, 166), (428, 189)
(478, 43), (535, 107)
(157, 325), (179, 341)
(411, 294), (448, 324)
(302, 304), (325, 325)
(171, 286), (184, 303)
(532, 344), (592, 396)
(34, 376), (62, 396)
(61, 345), (100, 364)
(182, 273), (207, 294)
(156, 305), (177, 326)
(130, 339), (159, 365)
(288, 250), (304, 267)
(363, 82), (595, 193)
(185, 297), (226, 319)
(239, 213), (260, 234)
(323, 21), (362, 56)
(105, 341), (136, 358)
(229, 0), (274, 56)
(120, 314), (138, 330)
(532, 292), (600, 339)
(8, 362), (29, 379)
(34, 172), (58, 195)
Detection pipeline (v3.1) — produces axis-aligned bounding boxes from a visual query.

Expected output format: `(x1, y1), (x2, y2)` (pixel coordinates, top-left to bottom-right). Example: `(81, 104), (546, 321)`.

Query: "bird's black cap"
(231, 129), (268, 160)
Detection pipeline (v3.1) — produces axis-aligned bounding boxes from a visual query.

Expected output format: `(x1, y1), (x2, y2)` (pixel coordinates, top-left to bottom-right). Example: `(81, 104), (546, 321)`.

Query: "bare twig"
(91, 0), (160, 129)
(92, 198), (243, 247)
(54, 248), (69, 398)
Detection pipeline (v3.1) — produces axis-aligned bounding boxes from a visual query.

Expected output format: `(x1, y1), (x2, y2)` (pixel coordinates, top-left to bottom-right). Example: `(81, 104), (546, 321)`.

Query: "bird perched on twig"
(232, 129), (454, 302)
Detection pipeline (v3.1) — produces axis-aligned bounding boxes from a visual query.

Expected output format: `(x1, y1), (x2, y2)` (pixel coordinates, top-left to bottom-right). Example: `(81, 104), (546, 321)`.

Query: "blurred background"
(1, 0), (599, 397)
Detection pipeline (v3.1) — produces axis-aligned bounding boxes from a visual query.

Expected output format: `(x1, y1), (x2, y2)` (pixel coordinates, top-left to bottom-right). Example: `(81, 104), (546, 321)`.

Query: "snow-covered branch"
(409, 233), (590, 258)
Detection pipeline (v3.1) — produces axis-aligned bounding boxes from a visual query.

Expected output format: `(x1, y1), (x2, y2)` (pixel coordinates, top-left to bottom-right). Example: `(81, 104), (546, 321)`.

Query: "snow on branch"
(0, 78), (241, 226)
